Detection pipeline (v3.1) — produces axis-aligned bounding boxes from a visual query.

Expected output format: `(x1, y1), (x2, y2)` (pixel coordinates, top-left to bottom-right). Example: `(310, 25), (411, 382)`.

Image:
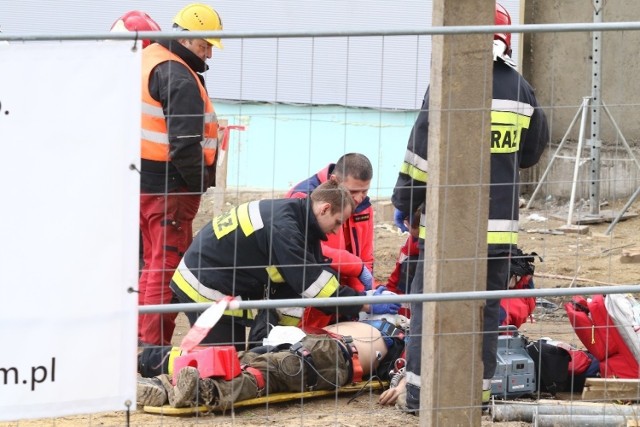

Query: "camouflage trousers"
(199, 334), (350, 410)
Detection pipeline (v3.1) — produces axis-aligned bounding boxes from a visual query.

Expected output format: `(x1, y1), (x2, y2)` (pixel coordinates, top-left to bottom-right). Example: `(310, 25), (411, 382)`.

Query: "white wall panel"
(2, 0), (520, 109)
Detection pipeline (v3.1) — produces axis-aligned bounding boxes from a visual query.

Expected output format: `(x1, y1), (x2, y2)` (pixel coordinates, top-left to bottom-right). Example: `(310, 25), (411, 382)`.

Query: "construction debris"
(526, 228), (565, 235)
(556, 224), (590, 234)
(620, 247), (640, 264)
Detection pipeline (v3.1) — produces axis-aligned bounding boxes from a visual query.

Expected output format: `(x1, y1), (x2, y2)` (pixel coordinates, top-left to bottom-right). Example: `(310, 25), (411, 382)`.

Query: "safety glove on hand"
(393, 209), (409, 234)
(369, 286), (401, 315)
(359, 266), (374, 291)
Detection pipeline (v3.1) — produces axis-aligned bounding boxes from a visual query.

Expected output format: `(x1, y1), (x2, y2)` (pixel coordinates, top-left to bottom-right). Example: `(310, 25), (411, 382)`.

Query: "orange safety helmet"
(110, 10), (161, 49)
(494, 3), (512, 52)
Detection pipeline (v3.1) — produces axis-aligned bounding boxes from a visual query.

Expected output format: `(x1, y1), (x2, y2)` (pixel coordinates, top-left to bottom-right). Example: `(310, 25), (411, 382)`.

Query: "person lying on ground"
(137, 319), (406, 410)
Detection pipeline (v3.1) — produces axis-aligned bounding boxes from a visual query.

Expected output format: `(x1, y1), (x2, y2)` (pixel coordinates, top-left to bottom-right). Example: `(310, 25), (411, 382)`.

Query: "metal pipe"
(600, 100), (640, 235)
(602, 103), (640, 173)
(536, 414), (636, 427)
(589, 0), (604, 216)
(493, 402), (640, 423)
(4, 22), (640, 43)
(605, 185), (640, 235)
(566, 97), (591, 225)
(138, 283), (640, 314)
(526, 100), (586, 210)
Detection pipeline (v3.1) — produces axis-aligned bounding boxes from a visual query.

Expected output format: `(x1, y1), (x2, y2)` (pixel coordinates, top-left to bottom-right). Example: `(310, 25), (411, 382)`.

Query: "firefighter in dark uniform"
(170, 180), (400, 347)
(138, 181), (400, 378)
(389, 3), (549, 411)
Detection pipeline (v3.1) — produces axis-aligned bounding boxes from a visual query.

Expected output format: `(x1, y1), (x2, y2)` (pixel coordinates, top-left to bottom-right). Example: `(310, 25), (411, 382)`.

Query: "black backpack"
(526, 339), (571, 395)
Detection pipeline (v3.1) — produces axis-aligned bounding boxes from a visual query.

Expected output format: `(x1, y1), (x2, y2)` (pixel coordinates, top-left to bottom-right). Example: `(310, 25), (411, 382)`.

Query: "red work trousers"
(138, 190), (201, 345)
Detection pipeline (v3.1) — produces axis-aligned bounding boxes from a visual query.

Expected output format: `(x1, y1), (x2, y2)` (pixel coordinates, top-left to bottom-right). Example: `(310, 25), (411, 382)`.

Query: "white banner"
(0, 41), (140, 420)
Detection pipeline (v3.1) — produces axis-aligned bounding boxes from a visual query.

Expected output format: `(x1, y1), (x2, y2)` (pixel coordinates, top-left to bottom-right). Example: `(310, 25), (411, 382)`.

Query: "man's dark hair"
(310, 180), (355, 215)
(333, 153), (373, 182)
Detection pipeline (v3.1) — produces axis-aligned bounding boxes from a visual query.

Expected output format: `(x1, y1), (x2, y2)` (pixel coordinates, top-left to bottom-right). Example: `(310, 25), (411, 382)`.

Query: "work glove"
(393, 209), (409, 234)
(359, 266), (374, 291)
(370, 286), (401, 315)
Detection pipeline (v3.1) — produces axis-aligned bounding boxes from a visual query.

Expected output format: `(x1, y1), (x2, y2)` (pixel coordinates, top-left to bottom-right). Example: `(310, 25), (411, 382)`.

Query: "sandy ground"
(3, 192), (639, 427)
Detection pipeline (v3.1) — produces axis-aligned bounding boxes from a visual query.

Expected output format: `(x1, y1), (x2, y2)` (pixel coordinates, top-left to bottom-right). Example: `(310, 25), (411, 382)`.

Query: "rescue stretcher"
(143, 300), (401, 415)
(143, 380), (387, 415)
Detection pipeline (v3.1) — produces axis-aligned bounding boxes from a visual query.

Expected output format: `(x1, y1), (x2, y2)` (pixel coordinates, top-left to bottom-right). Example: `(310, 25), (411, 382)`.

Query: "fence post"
(419, 0), (492, 425)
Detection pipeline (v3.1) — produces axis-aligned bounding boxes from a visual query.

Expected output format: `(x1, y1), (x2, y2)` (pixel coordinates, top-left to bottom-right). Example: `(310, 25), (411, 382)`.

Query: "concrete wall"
(521, 0), (640, 200)
(215, 102), (417, 199)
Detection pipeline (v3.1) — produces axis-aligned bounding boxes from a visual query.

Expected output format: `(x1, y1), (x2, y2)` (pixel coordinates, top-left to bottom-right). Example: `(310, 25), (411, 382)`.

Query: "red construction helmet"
(110, 11), (161, 49)
(494, 3), (512, 51)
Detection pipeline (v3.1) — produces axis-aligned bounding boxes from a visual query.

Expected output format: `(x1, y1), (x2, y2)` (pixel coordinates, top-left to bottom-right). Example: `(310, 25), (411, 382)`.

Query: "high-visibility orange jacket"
(140, 41), (218, 193)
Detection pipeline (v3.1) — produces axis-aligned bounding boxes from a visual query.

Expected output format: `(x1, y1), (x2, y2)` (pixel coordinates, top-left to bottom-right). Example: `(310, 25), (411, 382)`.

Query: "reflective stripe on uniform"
(404, 148), (428, 172)
(399, 149), (428, 183)
(248, 201), (264, 230)
(167, 347), (182, 376)
(487, 219), (518, 232)
(237, 203), (254, 236)
(406, 371), (421, 389)
(204, 111), (218, 123)
(277, 307), (304, 326)
(172, 259), (253, 319)
(141, 102), (164, 117)
(302, 270), (340, 299)
(266, 266), (285, 283)
(202, 137), (217, 150)
(237, 201), (264, 237)
(487, 231), (518, 245)
(487, 219), (519, 245)
(492, 99), (534, 117)
(173, 259), (228, 302)
(141, 128), (169, 145)
(418, 212), (427, 240)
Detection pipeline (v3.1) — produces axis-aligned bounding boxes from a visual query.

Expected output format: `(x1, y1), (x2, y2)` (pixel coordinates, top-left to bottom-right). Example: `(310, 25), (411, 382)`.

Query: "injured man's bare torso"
(324, 321), (389, 376)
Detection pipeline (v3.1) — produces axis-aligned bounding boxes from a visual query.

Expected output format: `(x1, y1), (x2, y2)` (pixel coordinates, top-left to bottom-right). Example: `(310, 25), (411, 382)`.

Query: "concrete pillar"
(419, 0), (493, 425)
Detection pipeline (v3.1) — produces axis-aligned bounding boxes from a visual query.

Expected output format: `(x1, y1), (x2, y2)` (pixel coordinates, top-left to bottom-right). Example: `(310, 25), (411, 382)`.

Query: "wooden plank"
(556, 224), (590, 234)
(582, 378), (640, 401)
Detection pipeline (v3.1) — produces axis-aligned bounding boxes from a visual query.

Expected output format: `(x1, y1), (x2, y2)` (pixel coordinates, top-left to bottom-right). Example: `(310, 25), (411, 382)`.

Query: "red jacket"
(287, 164), (375, 292)
(386, 235), (420, 294)
(499, 275), (535, 329)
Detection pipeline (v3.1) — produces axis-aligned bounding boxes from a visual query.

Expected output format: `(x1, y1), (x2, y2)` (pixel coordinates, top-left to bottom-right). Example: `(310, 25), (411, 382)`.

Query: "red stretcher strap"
(242, 364), (265, 394)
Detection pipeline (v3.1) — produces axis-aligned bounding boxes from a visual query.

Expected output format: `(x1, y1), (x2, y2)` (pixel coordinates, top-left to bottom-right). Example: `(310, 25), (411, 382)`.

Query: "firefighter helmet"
(494, 3), (512, 51)
(110, 11), (161, 49)
(173, 3), (223, 49)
